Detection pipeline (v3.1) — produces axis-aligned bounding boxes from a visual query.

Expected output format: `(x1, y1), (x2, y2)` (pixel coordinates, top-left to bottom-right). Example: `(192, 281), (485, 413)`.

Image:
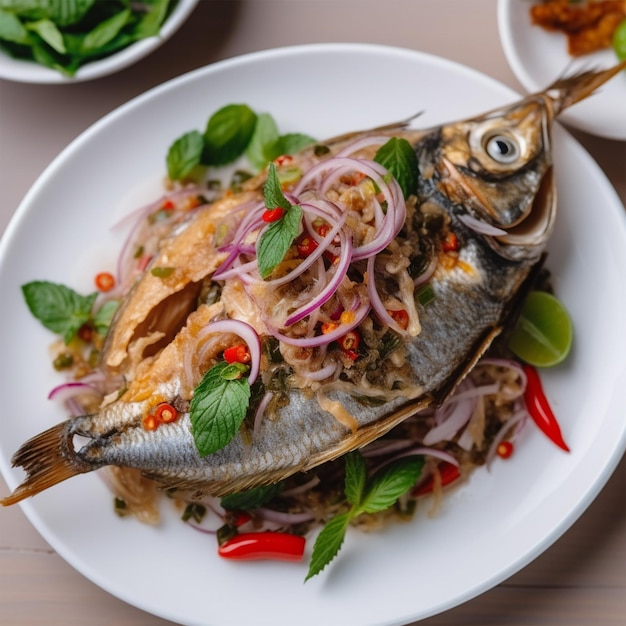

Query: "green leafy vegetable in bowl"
(0, 0), (177, 77)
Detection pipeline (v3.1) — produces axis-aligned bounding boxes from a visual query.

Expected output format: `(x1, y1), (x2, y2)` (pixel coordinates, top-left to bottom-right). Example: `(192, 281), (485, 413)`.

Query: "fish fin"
(1, 421), (93, 506)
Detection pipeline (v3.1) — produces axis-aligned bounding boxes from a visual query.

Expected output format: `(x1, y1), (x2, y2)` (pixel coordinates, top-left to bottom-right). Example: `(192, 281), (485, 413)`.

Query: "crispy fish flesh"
(2, 62), (625, 506)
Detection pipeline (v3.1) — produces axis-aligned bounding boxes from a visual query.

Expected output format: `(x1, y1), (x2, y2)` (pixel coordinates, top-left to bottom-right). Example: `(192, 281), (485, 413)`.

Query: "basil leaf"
(256, 203), (302, 279)
(305, 512), (350, 582)
(22, 280), (97, 344)
(190, 361), (251, 456)
(374, 137), (418, 200)
(357, 455), (424, 515)
(80, 8), (130, 53)
(220, 482), (284, 511)
(166, 130), (205, 181)
(46, 0), (95, 26)
(26, 19), (65, 53)
(344, 451), (366, 507)
(244, 112), (280, 170)
(203, 104), (258, 166)
(132, 0), (170, 39)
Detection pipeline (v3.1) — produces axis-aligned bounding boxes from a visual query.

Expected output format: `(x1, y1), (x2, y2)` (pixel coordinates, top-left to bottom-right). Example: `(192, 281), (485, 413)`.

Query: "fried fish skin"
(2, 62), (625, 506)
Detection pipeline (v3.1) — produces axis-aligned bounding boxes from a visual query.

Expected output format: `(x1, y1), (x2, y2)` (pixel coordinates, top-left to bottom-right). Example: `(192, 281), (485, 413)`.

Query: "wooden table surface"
(1, 1), (624, 624)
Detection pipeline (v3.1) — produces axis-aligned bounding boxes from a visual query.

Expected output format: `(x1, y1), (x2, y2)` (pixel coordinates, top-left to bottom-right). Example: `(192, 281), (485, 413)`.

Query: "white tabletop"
(1, 1), (624, 624)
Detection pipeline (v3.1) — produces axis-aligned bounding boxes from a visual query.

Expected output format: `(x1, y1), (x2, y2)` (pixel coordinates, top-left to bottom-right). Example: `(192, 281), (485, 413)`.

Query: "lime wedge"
(508, 291), (573, 367)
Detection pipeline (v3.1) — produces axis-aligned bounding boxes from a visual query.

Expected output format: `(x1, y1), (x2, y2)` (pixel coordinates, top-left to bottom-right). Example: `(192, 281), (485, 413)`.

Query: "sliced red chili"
(77, 323), (93, 342)
(262, 207), (286, 223)
(273, 155), (293, 166)
(497, 440), (514, 459)
(338, 330), (360, 352)
(442, 231), (458, 252)
(142, 414), (158, 431)
(94, 271), (115, 292)
(218, 532), (305, 561)
(223, 344), (251, 364)
(413, 462), (461, 497)
(387, 308), (409, 330)
(154, 403), (178, 424)
(523, 364), (570, 452)
(297, 235), (318, 258)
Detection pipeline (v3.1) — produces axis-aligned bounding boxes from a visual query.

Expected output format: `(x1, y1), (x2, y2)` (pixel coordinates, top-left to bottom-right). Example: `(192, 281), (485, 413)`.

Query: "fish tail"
(1, 420), (93, 506)
(545, 60), (626, 113)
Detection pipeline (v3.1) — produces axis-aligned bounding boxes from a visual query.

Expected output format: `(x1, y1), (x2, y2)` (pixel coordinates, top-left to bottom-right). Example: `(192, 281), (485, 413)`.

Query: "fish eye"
(485, 134), (521, 164)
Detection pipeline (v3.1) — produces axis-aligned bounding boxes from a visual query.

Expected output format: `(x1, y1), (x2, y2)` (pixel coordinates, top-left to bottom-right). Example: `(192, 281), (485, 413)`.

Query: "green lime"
(613, 18), (626, 61)
(508, 291), (573, 367)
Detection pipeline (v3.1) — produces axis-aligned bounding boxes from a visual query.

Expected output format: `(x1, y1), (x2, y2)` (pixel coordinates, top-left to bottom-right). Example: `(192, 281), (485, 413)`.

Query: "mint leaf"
(93, 299), (119, 336)
(374, 137), (418, 200)
(305, 512), (350, 582)
(357, 456), (424, 515)
(167, 130), (205, 181)
(203, 104), (258, 166)
(271, 133), (316, 159)
(344, 451), (367, 507)
(262, 162), (291, 211)
(245, 113), (280, 170)
(47, 0), (95, 26)
(132, 0), (170, 38)
(256, 203), (302, 279)
(190, 361), (251, 456)
(22, 280), (97, 344)
(220, 482), (284, 511)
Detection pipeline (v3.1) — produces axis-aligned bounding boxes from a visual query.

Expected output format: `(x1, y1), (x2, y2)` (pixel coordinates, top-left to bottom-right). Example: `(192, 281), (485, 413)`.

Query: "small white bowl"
(498, 0), (626, 139)
(0, 0), (199, 84)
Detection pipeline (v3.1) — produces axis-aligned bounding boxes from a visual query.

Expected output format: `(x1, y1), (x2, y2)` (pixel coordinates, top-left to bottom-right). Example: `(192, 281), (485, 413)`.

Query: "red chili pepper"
(77, 323), (93, 342)
(223, 344), (251, 365)
(218, 532), (305, 561)
(161, 199), (175, 210)
(314, 220), (331, 237)
(154, 403), (178, 424)
(94, 271), (115, 292)
(523, 364), (570, 452)
(387, 308), (409, 330)
(413, 462), (461, 497)
(497, 440), (514, 459)
(338, 330), (360, 352)
(273, 155), (293, 166)
(137, 254), (153, 272)
(226, 511), (252, 527)
(442, 231), (458, 252)
(142, 414), (158, 431)
(262, 207), (286, 223)
(297, 235), (318, 258)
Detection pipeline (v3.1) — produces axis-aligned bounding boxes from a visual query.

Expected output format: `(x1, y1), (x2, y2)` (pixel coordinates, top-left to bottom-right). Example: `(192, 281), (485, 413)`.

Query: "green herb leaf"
(132, 0), (170, 39)
(190, 361), (251, 456)
(256, 164), (302, 279)
(344, 451), (367, 507)
(271, 133), (316, 158)
(150, 266), (175, 278)
(305, 512), (350, 582)
(220, 482), (284, 511)
(374, 137), (418, 200)
(203, 104), (258, 166)
(26, 19), (65, 53)
(79, 8), (130, 53)
(93, 299), (120, 336)
(244, 112), (280, 170)
(0, 9), (30, 44)
(357, 455), (424, 515)
(262, 162), (291, 211)
(22, 280), (97, 344)
(166, 130), (205, 181)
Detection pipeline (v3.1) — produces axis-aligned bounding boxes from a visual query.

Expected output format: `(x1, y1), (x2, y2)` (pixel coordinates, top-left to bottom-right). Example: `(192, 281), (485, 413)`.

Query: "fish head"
(426, 62), (626, 261)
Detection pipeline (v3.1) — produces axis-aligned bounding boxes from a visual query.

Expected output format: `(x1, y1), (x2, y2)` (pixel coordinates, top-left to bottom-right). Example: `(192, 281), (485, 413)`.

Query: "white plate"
(0, 0), (199, 84)
(498, 0), (626, 139)
(1, 43), (626, 626)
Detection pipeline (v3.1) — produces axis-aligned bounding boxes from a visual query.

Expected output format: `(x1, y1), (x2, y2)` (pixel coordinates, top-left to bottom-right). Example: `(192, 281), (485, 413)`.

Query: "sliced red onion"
(366, 255), (409, 335)
(298, 362), (338, 382)
(196, 319), (261, 385)
(48, 381), (100, 401)
(280, 476), (321, 496)
(457, 213), (508, 237)
(255, 508), (315, 525)
(253, 391), (273, 437)
(423, 394), (476, 446)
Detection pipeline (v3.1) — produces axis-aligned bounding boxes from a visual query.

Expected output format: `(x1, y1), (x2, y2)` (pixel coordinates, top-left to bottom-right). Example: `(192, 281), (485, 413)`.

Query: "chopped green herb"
(181, 502), (207, 523)
(150, 267), (175, 278)
(416, 283), (435, 307)
(220, 482), (284, 511)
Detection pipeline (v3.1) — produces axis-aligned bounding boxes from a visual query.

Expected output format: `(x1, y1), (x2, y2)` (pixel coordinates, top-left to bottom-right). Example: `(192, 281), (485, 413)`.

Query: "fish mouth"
(491, 165), (556, 255)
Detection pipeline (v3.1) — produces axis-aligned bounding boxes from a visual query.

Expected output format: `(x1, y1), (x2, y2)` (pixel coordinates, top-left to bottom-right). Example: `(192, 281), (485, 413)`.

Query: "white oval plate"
(1, 43), (626, 626)
(498, 0), (626, 139)
(0, 0), (199, 84)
